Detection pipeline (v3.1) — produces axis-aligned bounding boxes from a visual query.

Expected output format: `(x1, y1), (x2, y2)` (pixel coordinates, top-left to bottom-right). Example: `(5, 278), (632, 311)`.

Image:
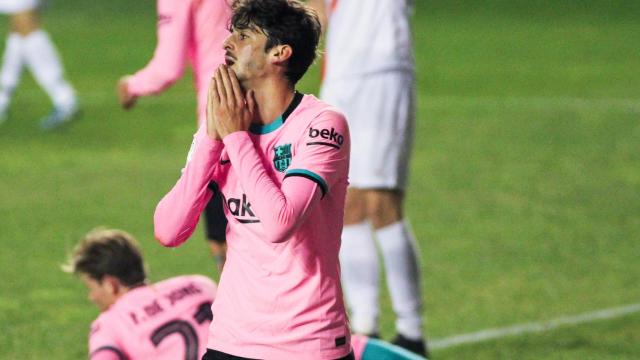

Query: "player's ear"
(102, 275), (121, 295)
(270, 44), (292, 65)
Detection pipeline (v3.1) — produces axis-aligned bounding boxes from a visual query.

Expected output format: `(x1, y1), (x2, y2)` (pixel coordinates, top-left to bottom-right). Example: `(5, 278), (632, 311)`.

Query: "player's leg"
(0, 30), (23, 123)
(359, 71), (427, 356)
(0, 0), (37, 122)
(15, 7), (77, 129)
(340, 188), (381, 336)
(204, 187), (228, 273)
(365, 190), (425, 356)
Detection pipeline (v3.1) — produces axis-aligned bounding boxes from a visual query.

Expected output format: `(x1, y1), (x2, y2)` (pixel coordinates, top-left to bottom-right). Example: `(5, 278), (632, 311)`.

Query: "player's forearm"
(128, 0), (190, 96)
(155, 129), (223, 247)
(127, 64), (185, 96)
(223, 132), (320, 243)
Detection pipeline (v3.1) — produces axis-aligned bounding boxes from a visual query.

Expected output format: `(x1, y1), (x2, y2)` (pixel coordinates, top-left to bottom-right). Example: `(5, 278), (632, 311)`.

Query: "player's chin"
(233, 71), (248, 86)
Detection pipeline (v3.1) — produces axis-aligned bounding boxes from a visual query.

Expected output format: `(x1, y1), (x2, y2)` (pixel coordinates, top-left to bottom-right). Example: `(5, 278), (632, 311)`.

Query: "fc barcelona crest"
(273, 143), (292, 172)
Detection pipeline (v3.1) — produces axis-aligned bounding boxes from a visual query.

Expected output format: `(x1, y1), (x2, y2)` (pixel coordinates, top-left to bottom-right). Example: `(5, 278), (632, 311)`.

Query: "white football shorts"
(0, 0), (39, 14)
(321, 71), (415, 190)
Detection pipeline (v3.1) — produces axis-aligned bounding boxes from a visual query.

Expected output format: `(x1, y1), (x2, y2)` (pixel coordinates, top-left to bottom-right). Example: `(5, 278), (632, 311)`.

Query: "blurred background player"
(116, 0), (232, 270)
(308, 0), (427, 356)
(64, 228), (217, 360)
(0, 0), (78, 129)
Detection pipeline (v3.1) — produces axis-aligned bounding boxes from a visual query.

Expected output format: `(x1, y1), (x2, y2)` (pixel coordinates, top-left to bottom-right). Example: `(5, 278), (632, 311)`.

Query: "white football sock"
(0, 33), (24, 114)
(21, 30), (76, 112)
(340, 221), (380, 335)
(375, 220), (423, 340)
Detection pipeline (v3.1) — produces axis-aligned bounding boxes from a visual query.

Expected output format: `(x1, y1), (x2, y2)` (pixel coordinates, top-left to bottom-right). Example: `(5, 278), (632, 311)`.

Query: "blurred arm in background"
(117, 0), (192, 109)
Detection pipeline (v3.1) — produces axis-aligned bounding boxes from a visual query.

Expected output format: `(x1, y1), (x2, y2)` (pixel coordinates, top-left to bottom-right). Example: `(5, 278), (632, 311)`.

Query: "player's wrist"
(221, 130), (248, 144)
(220, 128), (248, 141)
(207, 128), (222, 141)
(203, 133), (223, 146)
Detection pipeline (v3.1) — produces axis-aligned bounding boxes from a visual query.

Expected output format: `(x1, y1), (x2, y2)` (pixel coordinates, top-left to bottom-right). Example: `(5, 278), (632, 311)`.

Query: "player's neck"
(251, 79), (296, 126)
(114, 282), (147, 303)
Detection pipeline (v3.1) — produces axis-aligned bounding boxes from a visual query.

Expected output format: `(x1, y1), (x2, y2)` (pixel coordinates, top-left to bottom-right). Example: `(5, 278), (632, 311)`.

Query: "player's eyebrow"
(229, 24), (268, 38)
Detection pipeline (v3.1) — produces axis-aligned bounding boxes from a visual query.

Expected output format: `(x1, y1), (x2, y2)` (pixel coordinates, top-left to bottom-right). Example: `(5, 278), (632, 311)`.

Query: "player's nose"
(223, 34), (234, 51)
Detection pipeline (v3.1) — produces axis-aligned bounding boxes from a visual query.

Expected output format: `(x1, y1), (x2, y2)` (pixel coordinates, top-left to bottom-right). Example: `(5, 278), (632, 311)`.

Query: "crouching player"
(64, 228), (217, 360)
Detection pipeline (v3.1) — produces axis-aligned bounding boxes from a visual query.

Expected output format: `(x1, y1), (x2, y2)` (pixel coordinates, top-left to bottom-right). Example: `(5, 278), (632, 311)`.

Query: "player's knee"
(344, 208), (366, 225)
(366, 191), (403, 229)
(11, 11), (40, 36)
(344, 189), (367, 225)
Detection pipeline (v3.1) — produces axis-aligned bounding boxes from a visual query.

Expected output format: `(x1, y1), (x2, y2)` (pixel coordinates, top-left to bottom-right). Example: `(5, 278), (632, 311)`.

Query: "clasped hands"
(206, 65), (256, 140)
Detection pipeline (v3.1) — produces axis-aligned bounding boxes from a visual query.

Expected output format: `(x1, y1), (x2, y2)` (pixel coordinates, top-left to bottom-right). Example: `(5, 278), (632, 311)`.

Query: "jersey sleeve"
(89, 318), (127, 360)
(127, 0), (193, 96)
(222, 132), (324, 243)
(284, 109), (350, 198)
(154, 124), (224, 247)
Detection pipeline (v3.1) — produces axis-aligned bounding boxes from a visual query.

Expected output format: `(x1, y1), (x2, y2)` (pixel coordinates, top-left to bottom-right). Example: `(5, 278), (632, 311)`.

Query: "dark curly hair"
(230, 0), (321, 85)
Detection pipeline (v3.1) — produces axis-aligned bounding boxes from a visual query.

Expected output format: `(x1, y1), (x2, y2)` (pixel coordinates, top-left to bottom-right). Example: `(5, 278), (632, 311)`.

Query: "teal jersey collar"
(249, 91), (303, 135)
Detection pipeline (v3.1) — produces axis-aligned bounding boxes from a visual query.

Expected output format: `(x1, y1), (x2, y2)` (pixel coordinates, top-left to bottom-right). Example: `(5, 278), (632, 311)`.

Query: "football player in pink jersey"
(154, 0), (353, 358)
(64, 228), (217, 360)
(117, 0), (232, 270)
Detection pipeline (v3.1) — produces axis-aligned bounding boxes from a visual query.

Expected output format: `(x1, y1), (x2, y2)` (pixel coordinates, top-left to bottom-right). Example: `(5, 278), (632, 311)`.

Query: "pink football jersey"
(155, 94), (352, 359)
(89, 275), (216, 360)
(127, 0), (231, 125)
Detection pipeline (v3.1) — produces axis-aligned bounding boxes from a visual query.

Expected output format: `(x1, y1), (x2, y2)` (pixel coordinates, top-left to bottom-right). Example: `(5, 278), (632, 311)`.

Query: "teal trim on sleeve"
(249, 116), (283, 134)
(284, 168), (328, 198)
(362, 338), (427, 360)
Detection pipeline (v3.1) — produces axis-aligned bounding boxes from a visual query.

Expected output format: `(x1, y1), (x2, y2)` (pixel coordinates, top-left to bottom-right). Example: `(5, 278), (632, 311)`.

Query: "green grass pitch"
(0, 0), (638, 358)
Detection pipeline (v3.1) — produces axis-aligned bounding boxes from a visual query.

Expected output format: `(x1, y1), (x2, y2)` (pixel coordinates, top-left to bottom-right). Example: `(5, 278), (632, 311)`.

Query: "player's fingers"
(207, 77), (216, 123)
(117, 80), (128, 105)
(215, 68), (227, 107)
(211, 77), (221, 107)
(227, 67), (245, 107)
(218, 65), (235, 107)
(124, 97), (136, 110)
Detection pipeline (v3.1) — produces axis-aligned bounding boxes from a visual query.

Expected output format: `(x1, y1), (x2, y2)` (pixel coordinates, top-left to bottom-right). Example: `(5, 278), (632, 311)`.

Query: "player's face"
(223, 27), (270, 86)
(81, 274), (117, 312)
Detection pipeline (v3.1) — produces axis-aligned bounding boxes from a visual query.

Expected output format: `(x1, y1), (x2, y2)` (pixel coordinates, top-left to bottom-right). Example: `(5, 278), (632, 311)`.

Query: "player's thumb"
(246, 90), (257, 121)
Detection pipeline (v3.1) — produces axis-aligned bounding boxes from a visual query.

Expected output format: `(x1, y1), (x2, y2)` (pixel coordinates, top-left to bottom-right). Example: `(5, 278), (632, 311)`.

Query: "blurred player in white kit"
(308, 0), (428, 356)
(0, 0), (78, 129)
